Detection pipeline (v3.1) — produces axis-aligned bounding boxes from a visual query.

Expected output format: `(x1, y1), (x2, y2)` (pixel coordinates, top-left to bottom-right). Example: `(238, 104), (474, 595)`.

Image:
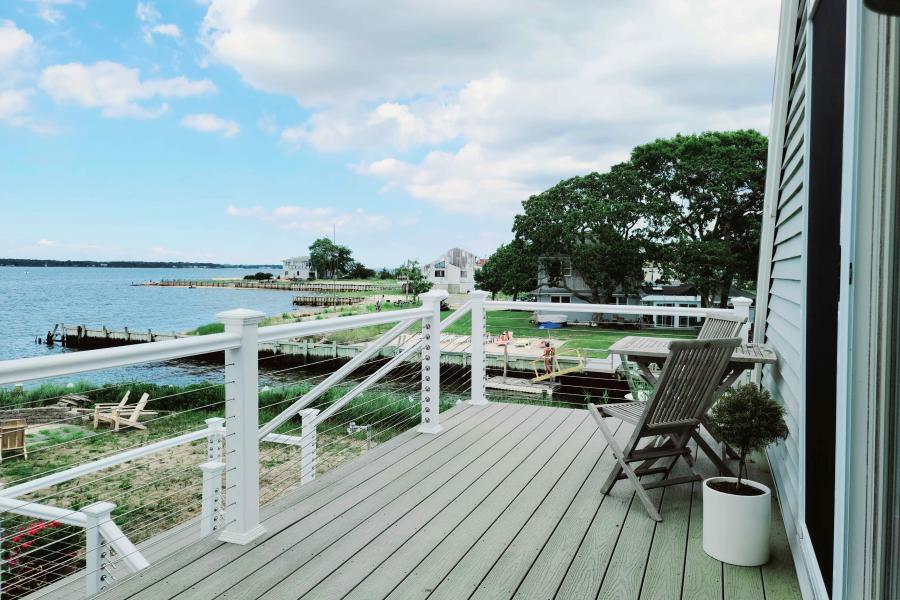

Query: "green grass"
(442, 310), (697, 358)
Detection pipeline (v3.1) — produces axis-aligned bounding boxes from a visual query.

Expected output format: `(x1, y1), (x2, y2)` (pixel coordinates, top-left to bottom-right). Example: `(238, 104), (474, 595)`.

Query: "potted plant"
(703, 383), (789, 566)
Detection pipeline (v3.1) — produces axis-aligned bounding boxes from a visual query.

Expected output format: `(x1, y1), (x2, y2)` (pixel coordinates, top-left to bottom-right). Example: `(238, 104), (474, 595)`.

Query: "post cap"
(469, 290), (490, 298)
(419, 289), (449, 302)
(82, 501), (116, 515)
(730, 297), (753, 307)
(216, 308), (266, 325)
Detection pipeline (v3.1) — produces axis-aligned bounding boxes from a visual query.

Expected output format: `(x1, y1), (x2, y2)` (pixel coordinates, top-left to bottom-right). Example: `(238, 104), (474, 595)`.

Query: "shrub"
(3, 520), (80, 598)
(707, 384), (789, 492)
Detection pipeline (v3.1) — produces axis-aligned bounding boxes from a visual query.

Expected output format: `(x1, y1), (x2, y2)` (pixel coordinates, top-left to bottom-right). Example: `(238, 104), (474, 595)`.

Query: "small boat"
(536, 313), (567, 327)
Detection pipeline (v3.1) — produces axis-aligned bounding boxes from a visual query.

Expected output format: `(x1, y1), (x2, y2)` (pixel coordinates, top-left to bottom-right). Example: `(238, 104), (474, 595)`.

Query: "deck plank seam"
(239, 404), (548, 599)
(98, 402), (496, 600)
(492, 422), (622, 600)
(370, 411), (585, 600)
(420, 412), (593, 599)
(169, 403), (534, 600)
(306, 406), (577, 600)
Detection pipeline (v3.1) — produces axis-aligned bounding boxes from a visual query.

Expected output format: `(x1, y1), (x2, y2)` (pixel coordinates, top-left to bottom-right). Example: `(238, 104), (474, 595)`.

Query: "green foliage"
(513, 165), (653, 302)
(475, 239), (536, 300)
(396, 260), (432, 299)
(309, 237), (354, 279)
(707, 384), (789, 488)
(347, 261), (375, 279)
(377, 267), (394, 279)
(243, 272), (273, 280)
(630, 130), (767, 306)
(187, 322), (226, 335)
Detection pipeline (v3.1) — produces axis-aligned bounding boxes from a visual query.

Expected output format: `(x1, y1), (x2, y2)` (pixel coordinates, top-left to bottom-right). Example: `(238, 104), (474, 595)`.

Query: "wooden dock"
(53, 326), (619, 375)
(293, 295), (363, 307)
(151, 280), (397, 292)
(88, 402), (801, 600)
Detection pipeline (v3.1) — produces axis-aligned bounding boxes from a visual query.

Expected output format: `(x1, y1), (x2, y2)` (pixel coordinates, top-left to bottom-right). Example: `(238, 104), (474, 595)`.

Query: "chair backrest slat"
(697, 314), (746, 340)
(637, 338), (740, 430)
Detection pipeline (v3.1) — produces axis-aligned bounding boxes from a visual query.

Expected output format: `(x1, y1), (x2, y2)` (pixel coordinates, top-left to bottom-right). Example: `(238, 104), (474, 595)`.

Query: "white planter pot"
(702, 477), (771, 566)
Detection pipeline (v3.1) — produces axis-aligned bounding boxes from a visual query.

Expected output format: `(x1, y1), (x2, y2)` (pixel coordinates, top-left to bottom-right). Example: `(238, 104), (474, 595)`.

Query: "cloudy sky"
(0, 0), (779, 266)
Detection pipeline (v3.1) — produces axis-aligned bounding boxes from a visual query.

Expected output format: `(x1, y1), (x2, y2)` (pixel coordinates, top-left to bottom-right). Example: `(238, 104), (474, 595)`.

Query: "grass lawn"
(443, 310), (697, 357)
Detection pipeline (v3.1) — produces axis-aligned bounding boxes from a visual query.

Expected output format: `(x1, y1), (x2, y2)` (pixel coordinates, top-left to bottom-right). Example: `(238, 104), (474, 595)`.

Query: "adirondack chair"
(698, 312), (746, 339)
(94, 392), (157, 431)
(589, 338), (741, 521)
(0, 419), (27, 462)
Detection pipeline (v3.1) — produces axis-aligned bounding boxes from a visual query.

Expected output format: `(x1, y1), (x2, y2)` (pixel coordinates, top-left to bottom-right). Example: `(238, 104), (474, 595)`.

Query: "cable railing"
(0, 289), (753, 598)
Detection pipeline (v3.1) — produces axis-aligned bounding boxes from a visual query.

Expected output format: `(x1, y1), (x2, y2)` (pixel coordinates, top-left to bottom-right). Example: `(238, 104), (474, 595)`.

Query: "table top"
(608, 336), (777, 365)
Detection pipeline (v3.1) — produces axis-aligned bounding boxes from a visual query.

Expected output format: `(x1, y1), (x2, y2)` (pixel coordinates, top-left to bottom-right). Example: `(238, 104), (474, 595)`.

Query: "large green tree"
(631, 130), (767, 307)
(475, 239), (537, 300)
(308, 237), (353, 280)
(512, 164), (652, 302)
(396, 260), (432, 300)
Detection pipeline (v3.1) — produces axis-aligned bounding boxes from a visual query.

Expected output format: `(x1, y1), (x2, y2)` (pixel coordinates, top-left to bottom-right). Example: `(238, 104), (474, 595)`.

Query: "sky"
(0, 0), (780, 267)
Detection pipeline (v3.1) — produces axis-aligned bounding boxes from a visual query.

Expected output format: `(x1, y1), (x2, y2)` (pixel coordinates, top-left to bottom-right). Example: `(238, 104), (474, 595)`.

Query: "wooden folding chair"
(697, 312), (746, 339)
(0, 419), (28, 463)
(94, 393), (157, 431)
(589, 338), (740, 521)
(93, 390), (131, 429)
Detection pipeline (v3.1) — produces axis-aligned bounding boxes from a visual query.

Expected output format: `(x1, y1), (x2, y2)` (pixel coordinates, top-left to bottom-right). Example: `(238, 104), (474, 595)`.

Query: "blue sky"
(0, 0), (779, 267)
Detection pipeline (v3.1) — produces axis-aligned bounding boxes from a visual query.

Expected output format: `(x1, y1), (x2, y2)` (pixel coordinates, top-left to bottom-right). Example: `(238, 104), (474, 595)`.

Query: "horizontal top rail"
(0, 306), (431, 386)
(0, 332), (241, 385)
(257, 306), (429, 343)
(484, 300), (747, 318)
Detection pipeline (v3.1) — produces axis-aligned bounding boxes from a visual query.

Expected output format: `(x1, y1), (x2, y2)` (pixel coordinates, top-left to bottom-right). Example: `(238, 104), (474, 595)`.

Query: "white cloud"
(29, 0), (84, 25)
(180, 113), (240, 137)
(152, 24), (181, 39)
(137, 2), (181, 44)
(0, 89), (33, 120)
(202, 0), (778, 215)
(226, 204), (392, 234)
(0, 20), (34, 67)
(40, 61), (216, 118)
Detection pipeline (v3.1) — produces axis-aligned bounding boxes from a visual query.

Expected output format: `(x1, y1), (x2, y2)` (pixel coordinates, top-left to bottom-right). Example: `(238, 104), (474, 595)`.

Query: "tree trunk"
(718, 271), (735, 308)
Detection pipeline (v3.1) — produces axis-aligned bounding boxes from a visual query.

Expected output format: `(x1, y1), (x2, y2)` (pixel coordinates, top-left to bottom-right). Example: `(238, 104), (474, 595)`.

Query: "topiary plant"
(706, 383), (789, 494)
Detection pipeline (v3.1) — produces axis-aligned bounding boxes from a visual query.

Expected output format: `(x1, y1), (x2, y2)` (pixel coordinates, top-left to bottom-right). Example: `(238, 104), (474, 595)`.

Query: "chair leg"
(692, 431), (735, 477)
(589, 404), (662, 522)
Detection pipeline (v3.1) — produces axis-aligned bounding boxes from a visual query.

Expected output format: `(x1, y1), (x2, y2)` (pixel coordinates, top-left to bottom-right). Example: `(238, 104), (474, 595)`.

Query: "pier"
(147, 279), (397, 292)
(50, 325), (619, 375)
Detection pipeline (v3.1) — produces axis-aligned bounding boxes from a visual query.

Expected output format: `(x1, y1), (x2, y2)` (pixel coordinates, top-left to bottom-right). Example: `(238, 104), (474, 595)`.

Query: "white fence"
(0, 290), (751, 598)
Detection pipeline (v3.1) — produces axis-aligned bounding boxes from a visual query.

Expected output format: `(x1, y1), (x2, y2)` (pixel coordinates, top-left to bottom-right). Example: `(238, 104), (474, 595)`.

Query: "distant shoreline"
(0, 259), (281, 269)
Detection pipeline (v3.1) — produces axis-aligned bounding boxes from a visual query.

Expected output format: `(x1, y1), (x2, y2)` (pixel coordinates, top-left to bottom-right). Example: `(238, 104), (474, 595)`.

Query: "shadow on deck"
(77, 401), (801, 600)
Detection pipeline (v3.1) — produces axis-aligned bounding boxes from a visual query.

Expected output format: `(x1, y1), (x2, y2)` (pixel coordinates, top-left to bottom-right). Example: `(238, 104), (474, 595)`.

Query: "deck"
(94, 402), (801, 600)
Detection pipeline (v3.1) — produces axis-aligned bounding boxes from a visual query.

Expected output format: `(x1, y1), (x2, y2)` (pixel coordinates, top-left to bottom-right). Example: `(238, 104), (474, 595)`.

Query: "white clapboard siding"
(761, 0), (808, 558)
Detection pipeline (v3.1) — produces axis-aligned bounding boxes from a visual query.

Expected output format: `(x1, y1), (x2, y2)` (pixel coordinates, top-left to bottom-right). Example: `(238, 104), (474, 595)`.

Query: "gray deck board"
(210, 403), (548, 599)
(93, 401), (801, 600)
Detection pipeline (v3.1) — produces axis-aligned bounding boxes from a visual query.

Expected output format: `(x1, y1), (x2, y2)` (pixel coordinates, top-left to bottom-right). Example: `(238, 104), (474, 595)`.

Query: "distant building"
(532, 256), (753, 326)
(422, 247), (478, 293)
(282, 256), (316, 280)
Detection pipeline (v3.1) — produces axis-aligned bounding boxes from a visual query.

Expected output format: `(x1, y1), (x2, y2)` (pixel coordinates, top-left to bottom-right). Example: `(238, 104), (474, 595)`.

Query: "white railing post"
(205, 417), (225, 462)
(418, 289), (448, 434)
(300, 408), (319, 484)
(199, 461), (225, 537)
(731, 297), (753, 342)
(469, 291), (489, 405)
(217, 308), (266, 546)
(83, 501), (115, 596)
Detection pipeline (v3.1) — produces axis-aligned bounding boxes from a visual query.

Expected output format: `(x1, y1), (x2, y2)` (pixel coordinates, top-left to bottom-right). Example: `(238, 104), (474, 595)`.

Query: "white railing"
(0, 288), (751, 598)
(0, 292), (453, 598)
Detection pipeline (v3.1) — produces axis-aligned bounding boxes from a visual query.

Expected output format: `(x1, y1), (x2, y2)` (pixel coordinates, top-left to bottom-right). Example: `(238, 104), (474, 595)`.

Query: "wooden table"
(607, 336), (777, 476)
(608, 336), (776, 391)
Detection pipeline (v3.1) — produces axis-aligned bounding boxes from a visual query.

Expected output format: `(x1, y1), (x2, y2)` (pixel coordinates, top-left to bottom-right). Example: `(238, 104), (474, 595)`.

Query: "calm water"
(0, 267), (297, 385)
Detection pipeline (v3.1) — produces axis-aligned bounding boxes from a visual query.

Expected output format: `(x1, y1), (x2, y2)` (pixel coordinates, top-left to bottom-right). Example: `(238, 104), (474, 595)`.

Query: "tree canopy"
(308, 237), (353, 280)
(396, 260), (432, 299)
(631, 130), (767, 306)
(474, 239), (536, 300)
(507, 130), (766, 306)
